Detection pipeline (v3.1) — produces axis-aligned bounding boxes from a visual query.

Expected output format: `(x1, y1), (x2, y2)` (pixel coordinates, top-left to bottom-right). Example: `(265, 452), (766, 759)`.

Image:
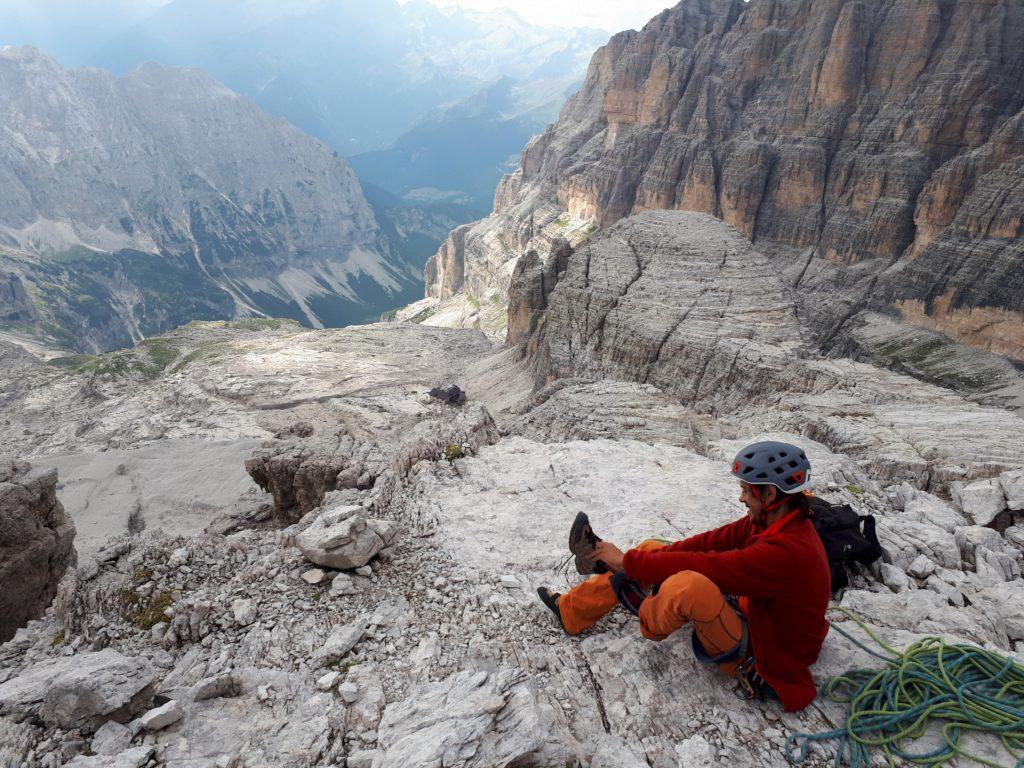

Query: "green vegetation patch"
(47, 354), (98, 370)
(47, 338), (188, 382)
(47, 245), (107, 264)
(119, 587), (176, 630)
(139, 339), (181, 370)
(408, 306), (438, 324)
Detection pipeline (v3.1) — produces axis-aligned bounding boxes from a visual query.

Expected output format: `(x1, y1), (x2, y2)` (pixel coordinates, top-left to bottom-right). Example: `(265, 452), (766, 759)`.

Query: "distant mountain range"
(1, 0), (606, 265)
(0, 46), (419, 353)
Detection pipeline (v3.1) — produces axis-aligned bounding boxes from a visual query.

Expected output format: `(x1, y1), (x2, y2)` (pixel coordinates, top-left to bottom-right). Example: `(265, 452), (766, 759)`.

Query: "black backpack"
(809, 497), (883, 592)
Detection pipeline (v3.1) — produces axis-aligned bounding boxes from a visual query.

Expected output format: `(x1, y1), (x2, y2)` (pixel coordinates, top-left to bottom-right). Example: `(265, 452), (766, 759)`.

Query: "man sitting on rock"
(537, 441), (830, 711)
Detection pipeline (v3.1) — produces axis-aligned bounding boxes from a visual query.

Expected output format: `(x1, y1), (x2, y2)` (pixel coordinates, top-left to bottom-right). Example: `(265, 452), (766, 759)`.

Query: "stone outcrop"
(505, 239), (572, 347)
(248, 401), (500, 524)
(519, 212), (1024, 491)
(425, 0), (1024, 407)
(245, 429), (385, 523)
(0, 649), (154, 731)
(0, 458), (76, 642)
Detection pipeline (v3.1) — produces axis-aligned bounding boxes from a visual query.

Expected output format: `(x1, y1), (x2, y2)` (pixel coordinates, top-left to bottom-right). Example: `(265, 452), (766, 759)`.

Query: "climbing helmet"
(730, 440), (811, 493)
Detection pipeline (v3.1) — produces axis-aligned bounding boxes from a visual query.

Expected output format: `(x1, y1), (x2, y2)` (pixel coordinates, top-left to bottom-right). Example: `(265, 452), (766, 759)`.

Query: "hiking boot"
(569, 512), (608, 575)
(537, 587), (567, 633)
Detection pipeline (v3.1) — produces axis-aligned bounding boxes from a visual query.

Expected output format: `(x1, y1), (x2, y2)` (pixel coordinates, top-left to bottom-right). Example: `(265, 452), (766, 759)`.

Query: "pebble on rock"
(302, 568), (327, 585)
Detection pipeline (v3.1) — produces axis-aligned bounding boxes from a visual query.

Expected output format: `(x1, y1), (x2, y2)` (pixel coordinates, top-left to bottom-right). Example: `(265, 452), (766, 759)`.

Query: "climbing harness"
(785, 605), (1024, 768)
(611, 572), (648, 616)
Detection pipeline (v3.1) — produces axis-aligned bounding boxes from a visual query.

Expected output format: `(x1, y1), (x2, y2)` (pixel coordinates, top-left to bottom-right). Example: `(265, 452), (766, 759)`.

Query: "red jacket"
(622, 510), (830, 711)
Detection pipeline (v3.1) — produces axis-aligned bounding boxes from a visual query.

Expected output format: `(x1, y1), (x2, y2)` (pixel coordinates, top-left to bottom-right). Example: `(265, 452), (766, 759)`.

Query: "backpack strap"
(856, 514), (884, 564)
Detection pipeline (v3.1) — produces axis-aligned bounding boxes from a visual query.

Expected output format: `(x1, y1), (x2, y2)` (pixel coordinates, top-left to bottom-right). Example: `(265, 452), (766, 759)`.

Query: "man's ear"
(762, 485), (778, 504)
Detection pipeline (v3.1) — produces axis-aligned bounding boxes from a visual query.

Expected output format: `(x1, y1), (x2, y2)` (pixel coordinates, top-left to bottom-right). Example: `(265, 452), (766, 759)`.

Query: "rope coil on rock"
(785, 605), (1024, 768)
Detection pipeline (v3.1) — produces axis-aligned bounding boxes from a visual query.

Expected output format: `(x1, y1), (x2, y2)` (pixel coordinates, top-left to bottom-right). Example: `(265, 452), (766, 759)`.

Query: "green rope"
(785, 604), (1024, 768)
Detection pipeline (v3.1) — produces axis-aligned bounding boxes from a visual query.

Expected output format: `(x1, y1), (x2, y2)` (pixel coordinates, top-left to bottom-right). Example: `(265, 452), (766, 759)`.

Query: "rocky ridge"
(3, 214), (1024, 766)
(419, 0), (1024, 410)
(0, 46), (418, 353)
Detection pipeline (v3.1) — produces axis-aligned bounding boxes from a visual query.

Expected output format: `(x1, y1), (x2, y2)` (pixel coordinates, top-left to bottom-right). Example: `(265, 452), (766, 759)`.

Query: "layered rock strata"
(520, 211), (1024, 491)
(424, 0), (1024, 406)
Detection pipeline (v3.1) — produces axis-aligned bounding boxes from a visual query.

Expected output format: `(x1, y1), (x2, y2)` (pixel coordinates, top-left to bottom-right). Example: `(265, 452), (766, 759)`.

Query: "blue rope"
(785, 606), (1024, 768)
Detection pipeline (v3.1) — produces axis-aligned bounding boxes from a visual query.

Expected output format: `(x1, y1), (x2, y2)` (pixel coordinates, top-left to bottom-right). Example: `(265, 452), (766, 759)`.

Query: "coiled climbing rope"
(785, 605), (1024, 768)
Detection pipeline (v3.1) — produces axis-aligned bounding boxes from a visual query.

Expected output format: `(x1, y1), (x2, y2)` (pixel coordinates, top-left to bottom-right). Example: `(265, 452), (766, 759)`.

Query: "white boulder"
(316, 671), (340, 691)
(301, 568), (327, 585)
(231, 598), (257, 627)
(295, 506), (384, 570)
(907, 554), (936, 580)
(674, 734), (714, 765)
(314, 620), (366, 667)
(999, 470), (1024, 511)
(952, 479), (1007, 526)
(139, 699), (183, 731)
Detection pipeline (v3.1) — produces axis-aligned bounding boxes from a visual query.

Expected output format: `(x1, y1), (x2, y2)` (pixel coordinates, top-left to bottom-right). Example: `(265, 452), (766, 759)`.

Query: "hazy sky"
(0, 0), (677, 37)
(423, 0), (675, 31)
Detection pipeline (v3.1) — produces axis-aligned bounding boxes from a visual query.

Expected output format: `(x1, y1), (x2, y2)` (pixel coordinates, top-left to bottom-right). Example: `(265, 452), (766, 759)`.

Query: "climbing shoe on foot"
(569, 512), (608, 575)
(537, 587), (567, 632)
(611, 572), (647, 616)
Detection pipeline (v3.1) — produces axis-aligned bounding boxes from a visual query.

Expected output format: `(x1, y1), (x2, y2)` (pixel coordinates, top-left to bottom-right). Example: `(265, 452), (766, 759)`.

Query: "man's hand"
(592, 541), (626, 572)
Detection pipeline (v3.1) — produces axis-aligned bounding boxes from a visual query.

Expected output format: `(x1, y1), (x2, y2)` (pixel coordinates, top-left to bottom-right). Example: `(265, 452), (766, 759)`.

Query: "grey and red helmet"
(731, 441), (811, 493)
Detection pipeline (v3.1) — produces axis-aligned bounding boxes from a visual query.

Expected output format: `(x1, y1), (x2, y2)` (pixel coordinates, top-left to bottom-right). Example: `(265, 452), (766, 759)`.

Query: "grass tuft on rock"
(120, 587), (175, 630)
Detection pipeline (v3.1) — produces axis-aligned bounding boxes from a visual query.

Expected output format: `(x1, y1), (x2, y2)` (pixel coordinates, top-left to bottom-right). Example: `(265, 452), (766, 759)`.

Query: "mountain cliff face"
(423, 0), (1024, 407)
(0, 46), (418, 352)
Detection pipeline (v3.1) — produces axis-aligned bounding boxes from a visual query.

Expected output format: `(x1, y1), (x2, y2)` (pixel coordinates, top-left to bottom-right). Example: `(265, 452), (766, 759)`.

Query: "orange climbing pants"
(557, 539), (746, 674)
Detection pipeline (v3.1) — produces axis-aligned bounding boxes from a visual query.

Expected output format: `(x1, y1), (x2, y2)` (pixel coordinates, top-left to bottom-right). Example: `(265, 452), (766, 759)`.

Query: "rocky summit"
(417, 0), (1024, 411)
(1, 209), (1023, 767)
(0, 47), (419, 354)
